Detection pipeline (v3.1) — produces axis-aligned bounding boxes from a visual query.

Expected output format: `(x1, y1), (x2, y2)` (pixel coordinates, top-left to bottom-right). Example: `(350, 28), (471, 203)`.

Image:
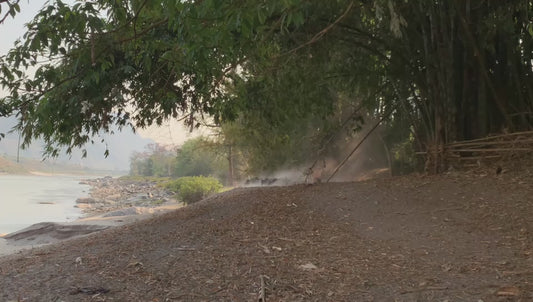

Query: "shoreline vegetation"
(0, 175), (184, 257)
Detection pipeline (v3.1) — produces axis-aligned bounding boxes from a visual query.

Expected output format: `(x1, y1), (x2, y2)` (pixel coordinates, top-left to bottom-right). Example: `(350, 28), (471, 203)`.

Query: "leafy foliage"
(162, 176), (222, 204)
(129, 138), (229, 182)
(172, 137), (228, 180)
(129, 144), (174, 177)
(0, 0), (20, 24)
(1, 0), (533, 175)
(0, 0), (312, 156)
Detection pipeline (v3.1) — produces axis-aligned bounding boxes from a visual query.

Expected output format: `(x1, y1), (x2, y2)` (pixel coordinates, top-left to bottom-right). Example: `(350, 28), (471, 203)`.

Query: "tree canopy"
(1, 0), (532, 173)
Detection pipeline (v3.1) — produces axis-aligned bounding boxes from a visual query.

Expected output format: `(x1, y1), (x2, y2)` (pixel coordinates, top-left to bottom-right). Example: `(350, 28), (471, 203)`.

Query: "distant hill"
(0, 117), (155, 172)
(0, 156), (27, 174)
(0, 155), (128, 175)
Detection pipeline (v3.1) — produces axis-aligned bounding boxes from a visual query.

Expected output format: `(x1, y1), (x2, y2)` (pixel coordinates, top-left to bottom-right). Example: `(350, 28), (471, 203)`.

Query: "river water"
(0, 174), (92, 235)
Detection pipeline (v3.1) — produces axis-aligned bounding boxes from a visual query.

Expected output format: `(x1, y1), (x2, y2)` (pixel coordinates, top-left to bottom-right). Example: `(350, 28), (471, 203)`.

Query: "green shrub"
(162, 176), (223, 204)
(391, 138), (418, 175)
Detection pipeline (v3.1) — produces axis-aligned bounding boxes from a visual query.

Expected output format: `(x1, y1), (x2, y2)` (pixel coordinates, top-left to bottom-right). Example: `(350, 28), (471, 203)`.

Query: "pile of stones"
(76, 176), (176, 216)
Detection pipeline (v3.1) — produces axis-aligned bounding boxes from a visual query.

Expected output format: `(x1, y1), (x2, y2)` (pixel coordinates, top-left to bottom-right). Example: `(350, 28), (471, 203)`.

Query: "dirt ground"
(0, 167), (532, 301)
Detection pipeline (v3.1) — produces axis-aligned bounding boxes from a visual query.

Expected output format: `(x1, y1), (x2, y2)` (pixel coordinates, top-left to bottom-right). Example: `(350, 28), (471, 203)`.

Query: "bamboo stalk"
(446, 139), (533, 148)
(451, 155), (502, 161)
(448, 148), (533, 152)
(446, 131), (533, 145)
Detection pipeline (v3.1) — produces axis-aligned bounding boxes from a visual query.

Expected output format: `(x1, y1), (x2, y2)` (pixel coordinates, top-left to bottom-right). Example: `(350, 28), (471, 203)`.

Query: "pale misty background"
(0, 0), (203, 171)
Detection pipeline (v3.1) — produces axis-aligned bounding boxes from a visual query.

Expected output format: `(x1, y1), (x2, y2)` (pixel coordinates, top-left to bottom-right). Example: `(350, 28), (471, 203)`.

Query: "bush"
(172, 137), (228, 183)
(162, 176), (223, 204)
(391, 138), (418, 175)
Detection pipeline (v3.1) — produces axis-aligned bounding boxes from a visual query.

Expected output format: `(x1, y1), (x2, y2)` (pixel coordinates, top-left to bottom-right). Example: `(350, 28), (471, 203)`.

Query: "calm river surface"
(0, 174), (92, 234)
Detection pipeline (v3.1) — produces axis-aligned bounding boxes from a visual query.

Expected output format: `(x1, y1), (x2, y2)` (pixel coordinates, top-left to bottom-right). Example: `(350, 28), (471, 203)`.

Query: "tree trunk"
(227, 144), (235, 186)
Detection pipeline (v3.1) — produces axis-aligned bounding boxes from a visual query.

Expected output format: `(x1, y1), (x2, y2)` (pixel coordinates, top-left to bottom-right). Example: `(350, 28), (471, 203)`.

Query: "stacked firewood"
(445, 131), (533, 168)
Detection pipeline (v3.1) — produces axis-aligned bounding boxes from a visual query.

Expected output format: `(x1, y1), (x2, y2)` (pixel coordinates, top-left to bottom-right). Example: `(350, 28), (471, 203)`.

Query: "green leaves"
(0, 0), (20, 24)
(2, 0), (531, 171)
(162, 176), (223, 204)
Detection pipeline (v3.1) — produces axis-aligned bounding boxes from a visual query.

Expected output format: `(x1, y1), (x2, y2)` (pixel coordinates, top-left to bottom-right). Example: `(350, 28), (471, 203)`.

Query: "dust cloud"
(241, 121), (390, 187)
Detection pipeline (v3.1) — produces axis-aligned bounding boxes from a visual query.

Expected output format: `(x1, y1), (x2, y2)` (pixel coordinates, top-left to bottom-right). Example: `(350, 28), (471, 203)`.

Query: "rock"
(74, 203), (92, 209)
(78, 176), (178, 216)
(102, 207), (154, 217)
(3, 222), (110, 241)
(106, 193), (122, 200)
(76, 197), (97, 204)
(299, 263), (318, 270)
(126, 194), (149, 203)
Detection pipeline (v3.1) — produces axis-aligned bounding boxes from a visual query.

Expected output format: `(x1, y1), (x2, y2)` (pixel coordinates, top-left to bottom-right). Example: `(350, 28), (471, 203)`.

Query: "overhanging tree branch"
(0, 0), (19, 24)
(279, 1), (355, 57)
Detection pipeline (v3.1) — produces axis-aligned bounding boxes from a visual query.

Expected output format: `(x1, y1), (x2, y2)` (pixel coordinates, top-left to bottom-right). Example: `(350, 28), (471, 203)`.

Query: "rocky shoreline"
(76, 176), (180, 216)
(0, 176), (183, 257)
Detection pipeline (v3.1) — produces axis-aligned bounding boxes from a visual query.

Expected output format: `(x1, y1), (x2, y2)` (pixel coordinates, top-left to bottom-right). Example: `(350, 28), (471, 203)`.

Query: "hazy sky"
(0, 0), (204, 147)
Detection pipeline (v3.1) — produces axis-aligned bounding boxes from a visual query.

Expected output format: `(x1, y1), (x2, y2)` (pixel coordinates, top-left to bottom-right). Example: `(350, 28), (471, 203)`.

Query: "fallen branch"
(327, 106), (395, 182)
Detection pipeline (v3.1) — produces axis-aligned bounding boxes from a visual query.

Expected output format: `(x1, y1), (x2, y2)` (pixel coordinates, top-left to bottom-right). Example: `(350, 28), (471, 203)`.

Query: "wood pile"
(445, 130), (533, 168)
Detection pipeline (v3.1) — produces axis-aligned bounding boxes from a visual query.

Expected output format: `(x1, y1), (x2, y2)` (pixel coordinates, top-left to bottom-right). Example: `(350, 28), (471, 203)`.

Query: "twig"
(502, 270), (533, 276)
(278, 237), (295, 242)
(117, 18), (169, 44)
(400, 286), (448, 294)
(0, 0), (20, 24)
(258, 274), (268, 302)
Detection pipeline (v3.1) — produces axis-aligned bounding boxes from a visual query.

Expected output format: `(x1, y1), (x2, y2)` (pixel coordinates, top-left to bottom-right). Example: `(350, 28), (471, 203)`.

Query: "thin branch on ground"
(258, 274), (268, 302)
(400, 286), (448, 294)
